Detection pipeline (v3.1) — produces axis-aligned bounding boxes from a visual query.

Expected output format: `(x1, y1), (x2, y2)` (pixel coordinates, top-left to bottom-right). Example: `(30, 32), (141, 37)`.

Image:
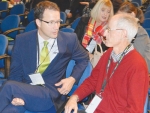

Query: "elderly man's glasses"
(39, 19), (63, 26)
(98, 27), (124, 41)
(105, 27), (124, 33)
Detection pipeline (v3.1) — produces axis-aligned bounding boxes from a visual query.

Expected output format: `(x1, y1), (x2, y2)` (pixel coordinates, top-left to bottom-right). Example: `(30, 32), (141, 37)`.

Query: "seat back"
(60, 12), (67, 24)
(132, 2), (140, 7)
(60, 28), (74, 33)
(0, 1), (8, 19)
(144, 94), (148, 113)
(71, 17), (81, 30)
(0, 34), (8, 68)
(66, 60), (93, 96)
(131, 0), (142, 6)
(24, 21), (37, 32)
(142, 18), (150, 36)
(146, 5), (150, 12)
(144, 11), (150, 19)
(27, 9), (34, 23)
(1, 14), (20, 39)
(10, 3), (25, 22)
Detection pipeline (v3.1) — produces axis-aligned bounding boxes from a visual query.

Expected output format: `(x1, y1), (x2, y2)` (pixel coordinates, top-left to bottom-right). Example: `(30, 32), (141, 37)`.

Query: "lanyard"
(35, 37), (56, 73)
(100, 44), (132, 92)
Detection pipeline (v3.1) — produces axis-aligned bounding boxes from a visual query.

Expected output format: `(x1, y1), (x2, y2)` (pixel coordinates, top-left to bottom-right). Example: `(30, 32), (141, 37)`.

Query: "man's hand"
(55, 77), (76, 95)
(11, 98), (25, 106)
(65, 95), (78, 113)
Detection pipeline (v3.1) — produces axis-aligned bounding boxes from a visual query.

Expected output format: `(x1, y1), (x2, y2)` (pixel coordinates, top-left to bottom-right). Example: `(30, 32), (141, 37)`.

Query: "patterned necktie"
(38, 41), (50, 74)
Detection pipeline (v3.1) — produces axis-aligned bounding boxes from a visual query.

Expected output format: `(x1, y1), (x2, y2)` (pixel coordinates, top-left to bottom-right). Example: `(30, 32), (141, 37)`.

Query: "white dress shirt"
(37, 32), (59, 65)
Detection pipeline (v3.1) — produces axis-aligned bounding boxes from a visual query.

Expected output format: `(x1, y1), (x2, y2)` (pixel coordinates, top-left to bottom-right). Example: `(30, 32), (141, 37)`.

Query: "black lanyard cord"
(100, 44), (132, 93)
(35, 38), (56, 73)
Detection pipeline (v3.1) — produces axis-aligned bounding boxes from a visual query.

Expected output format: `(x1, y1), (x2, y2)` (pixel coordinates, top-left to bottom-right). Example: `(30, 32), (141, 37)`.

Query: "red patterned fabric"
(82, 18), (107, 48)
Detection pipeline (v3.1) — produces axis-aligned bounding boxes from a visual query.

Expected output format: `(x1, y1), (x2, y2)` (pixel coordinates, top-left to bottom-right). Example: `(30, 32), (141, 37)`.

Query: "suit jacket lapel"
(43, 32), (66, 75)
(28, 30), (38, 73)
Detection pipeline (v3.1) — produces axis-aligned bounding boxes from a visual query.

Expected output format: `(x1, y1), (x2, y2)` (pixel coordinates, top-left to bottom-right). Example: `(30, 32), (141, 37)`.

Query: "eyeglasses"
(105, 27), (124, 33)
(39, 19), (63, 26)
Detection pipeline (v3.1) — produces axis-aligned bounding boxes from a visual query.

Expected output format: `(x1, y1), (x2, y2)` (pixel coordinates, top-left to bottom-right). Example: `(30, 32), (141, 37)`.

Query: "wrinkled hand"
(65, 95), (78, 113)
(11, 98), (25, 106)
(55, 77), (75, 95)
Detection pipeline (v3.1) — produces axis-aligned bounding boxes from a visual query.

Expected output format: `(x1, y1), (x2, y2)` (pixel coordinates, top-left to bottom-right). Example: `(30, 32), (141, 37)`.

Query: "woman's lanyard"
(35, 37), (56, 73)
(100, 44), (132, 93)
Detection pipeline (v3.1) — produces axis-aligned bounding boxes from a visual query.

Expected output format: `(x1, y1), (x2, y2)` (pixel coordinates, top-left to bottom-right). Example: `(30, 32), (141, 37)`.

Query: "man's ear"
(122, 29), (127, 39)
(35, 19), (41, 28)
(131, 12), (136, 17)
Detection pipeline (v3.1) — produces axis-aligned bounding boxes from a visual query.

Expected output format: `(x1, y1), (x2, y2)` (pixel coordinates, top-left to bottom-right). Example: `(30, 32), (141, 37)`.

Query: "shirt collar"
(38, 31), (55, 45)
(111, 44), (134, 62)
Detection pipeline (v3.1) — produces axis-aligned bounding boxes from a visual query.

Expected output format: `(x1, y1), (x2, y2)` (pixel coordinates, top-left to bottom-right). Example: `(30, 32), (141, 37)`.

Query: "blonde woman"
(81, 0), (113, 53)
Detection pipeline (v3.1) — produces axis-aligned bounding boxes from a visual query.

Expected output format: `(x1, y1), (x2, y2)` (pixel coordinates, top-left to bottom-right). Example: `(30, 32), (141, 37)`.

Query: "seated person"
(118, 1), (150, 74)
(66, 0), (90, 23)
(78, 0), (113, 60)
(65, 13), (149, 113)
(0, 1), (89, 112)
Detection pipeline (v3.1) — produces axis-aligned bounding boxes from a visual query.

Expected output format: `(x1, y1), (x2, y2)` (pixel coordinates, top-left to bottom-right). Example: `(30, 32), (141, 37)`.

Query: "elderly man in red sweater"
(64, 13), (149, 113)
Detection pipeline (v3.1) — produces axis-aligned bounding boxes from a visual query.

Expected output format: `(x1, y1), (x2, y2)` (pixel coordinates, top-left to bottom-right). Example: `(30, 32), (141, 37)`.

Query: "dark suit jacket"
(8, 30), (89, 109)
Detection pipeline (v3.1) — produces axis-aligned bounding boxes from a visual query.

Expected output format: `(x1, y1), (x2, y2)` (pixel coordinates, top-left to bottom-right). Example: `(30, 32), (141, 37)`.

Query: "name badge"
(85, 94), (102, 113)
(29, 73), (45, 85)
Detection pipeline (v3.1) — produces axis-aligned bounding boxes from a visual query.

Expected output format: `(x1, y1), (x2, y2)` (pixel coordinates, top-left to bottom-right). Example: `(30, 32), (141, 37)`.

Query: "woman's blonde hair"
(91, 0), (114, 22)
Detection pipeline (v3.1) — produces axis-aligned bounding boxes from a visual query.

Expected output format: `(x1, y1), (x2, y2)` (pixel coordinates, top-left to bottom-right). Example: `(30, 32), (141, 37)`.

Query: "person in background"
(111, 0), (123, 13)
(65, 13), (149, 113)
(0, 1), (88, 112)
(81, 0), (113, 56)
(118, 1), (150, 74)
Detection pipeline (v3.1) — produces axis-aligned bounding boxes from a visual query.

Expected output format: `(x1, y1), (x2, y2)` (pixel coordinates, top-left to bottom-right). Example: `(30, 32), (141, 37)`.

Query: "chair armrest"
(3, 27), (25, 35)
(0, 54), (10, 59)
(0, 10), (8, 13)
(60, 23), (69, 27)
(18, 13), (26, 17)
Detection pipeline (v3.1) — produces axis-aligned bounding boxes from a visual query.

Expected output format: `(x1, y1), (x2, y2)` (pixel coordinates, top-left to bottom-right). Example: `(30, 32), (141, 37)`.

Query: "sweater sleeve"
(125, 63), (149, 113)
(73, 50), (110, 101)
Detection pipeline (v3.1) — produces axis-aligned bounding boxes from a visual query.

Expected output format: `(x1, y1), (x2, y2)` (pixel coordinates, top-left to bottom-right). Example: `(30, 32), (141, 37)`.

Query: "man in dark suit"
(0, 1), (89, 112)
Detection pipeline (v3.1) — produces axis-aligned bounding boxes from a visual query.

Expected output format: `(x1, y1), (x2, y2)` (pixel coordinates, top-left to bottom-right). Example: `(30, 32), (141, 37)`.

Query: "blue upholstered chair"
(146, 5), (150, 12)
(60, 27), (74, 33)
(25, 60), (92, 113)
(60, 12), (67, 24)
(131, 0), (142, 6)
(0, 34), (8, 68)
(1, 14), (20, 41)
(0, 34), (10, 78)
(24, 21), (37, 32)
(71, 17), (81, 30)
(0, 1), (8, 19)
(10, 3), (25, 22)
(144, 94), (148, 113)
(141, 18), (150, 37)
(27, 9), (34, 24)
(144, 11), (150, 19)
(132, 2), (140, 7)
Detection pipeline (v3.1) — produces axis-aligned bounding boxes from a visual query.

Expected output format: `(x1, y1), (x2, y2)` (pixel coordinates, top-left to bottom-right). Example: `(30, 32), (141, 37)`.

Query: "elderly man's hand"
(65, 95), (78, 113)
(11, 98), (25, 106)
(55, 77), (76, 95)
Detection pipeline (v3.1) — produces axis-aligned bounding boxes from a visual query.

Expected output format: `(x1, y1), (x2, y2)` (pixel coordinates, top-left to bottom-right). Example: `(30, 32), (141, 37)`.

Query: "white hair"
(115, 14), (138, 42)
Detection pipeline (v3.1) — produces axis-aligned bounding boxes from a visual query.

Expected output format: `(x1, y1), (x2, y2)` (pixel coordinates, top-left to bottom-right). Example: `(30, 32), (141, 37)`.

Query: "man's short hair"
(34, 1), (60, 20)
(114, 13), (138, 42)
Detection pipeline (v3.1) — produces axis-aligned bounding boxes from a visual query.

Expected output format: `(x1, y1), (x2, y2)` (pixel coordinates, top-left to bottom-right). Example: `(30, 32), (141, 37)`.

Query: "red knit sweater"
(74, 48), (149, 113)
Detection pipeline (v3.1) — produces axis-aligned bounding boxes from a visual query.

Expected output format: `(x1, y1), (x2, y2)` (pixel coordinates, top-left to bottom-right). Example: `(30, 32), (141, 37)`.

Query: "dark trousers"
(0, 80), (54, 113)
